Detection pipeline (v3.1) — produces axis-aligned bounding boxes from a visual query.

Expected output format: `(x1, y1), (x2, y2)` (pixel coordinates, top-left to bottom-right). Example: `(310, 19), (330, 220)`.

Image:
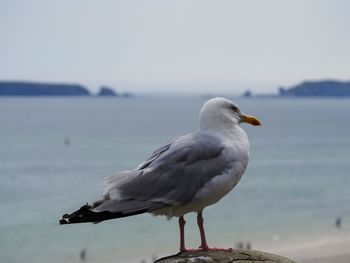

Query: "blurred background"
(0, 1), (349, 263)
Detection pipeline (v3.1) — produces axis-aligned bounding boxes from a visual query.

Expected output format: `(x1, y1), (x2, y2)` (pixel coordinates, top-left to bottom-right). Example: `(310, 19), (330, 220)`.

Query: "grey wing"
(137, 142), (172, 170)
(114, 132), (234, 206)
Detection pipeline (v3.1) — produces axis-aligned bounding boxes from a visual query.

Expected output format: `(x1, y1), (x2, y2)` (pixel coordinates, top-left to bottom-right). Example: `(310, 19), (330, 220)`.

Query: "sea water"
(0, 97), (349, 263)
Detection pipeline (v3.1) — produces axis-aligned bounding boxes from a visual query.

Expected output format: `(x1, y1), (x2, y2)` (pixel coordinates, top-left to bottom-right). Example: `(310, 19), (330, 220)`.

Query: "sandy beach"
(265, 233), (350, 263)
(303, 254), (350, 263)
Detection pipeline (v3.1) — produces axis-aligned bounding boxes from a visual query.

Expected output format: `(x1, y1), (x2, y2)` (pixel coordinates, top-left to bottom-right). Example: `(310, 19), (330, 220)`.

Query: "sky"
(1, 0), (350, 94)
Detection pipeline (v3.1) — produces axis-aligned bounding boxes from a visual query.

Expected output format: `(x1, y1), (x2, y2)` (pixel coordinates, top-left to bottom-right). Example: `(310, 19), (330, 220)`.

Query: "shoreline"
(303, 253), (350, 263)
(264, 233), (350, 262)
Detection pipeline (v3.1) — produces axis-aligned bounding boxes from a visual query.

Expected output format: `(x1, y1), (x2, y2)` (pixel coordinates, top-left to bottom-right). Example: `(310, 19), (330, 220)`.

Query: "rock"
(97, 86), (118, 96)
(242, 90), (252, 98)
(121, 92), (134, 98)
(155, 250), (296, 263)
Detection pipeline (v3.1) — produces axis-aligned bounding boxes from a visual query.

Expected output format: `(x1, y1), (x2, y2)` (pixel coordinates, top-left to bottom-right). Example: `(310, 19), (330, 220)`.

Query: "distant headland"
(0, 81), (133, 97)
(278, 80), (350, 97)
(0, 82), (90, 96)
(242, 80), (350, 98)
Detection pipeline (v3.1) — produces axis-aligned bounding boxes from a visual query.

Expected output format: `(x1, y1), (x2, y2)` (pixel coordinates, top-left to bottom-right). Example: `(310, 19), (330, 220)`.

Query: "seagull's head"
(199, 97), (261, 132)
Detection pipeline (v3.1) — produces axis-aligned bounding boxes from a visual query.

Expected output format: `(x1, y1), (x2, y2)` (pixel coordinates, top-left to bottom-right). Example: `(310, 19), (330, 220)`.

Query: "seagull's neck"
(200, 122), (249, 145)
(199, 111), (249, 146)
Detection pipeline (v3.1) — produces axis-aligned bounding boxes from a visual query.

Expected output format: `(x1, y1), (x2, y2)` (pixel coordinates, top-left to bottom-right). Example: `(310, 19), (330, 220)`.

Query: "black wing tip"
(59, 203), (153, 225)
(59, 213), (72, 224)
(59, 218), (69, 224)
(59, 205), (92, 225)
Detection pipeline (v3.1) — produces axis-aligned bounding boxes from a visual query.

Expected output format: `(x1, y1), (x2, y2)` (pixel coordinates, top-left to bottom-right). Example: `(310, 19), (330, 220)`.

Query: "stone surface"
(155, 250), (297, 263)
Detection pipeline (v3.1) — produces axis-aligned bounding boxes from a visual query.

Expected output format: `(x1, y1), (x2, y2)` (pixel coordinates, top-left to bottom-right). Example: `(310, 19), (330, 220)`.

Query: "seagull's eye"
(230, 105), (238, 112)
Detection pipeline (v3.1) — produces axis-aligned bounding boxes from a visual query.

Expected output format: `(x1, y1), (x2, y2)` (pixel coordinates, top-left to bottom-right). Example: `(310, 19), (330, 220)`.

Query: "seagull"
(59, 97), (261, 252)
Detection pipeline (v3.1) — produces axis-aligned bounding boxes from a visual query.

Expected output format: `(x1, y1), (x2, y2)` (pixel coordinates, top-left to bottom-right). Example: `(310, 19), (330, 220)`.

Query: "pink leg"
(197, 211), (233, 252)
(197, 211), (209, 250)
(179, 216), (186, 252)
(178, 212), (232, 253)
(179, 216), (203, 253)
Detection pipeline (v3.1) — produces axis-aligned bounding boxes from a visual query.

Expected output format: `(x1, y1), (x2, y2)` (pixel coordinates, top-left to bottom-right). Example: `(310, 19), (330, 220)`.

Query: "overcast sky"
(1, 0), (349, 94)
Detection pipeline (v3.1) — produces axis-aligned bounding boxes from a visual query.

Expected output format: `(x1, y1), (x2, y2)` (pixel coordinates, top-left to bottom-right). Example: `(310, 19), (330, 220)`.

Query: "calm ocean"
(0, 97), (349, 263)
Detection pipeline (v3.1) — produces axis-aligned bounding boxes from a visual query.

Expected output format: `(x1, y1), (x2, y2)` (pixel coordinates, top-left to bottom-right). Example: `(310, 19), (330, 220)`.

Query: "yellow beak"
(240, 114), (261, 126)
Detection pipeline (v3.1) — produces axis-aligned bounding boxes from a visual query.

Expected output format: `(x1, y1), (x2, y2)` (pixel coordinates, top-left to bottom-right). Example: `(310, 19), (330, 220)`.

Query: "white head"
(199, 97), (261, 133)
